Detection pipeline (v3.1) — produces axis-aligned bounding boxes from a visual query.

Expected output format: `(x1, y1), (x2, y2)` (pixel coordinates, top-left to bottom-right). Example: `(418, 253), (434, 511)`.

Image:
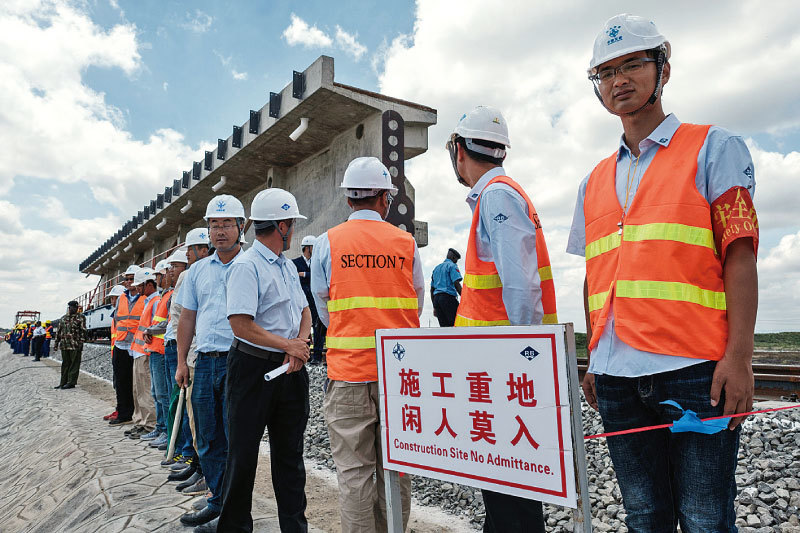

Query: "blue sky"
(86, 0), (414, 145)
(1, 1), (799, 332)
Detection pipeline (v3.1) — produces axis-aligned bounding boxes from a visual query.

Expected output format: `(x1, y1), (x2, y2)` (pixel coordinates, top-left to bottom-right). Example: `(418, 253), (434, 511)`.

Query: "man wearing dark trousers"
(53, 301), (88, 389)
(110, 265), (144, 425)
(293, 235), (326, 365)
(217, 188), (311, 533)
(430, 248), (463, 327)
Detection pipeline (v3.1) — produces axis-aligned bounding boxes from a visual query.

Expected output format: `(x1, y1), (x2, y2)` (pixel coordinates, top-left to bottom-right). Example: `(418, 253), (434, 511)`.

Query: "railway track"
(576, 360), (800, 401)
(86, 339), (799, 401)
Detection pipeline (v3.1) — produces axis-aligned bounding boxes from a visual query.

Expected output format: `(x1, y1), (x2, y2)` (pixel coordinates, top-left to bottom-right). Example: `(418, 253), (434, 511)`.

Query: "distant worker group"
(4, 12), (761, 533)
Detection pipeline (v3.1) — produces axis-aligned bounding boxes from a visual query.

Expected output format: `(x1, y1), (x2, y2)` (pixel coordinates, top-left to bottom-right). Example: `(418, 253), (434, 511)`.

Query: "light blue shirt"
(431, 258), (462, 297)
(178, 249), (243, 354)
(226, 239), (308, 352)
(311, 209), (425, 328)
(115, 289), (140, 351)
(466, 167), (544, 326)
(566, 114), (756, 377)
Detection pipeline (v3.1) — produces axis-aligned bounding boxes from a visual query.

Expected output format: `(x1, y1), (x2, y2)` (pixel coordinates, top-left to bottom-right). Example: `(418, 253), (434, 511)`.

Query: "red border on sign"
(379, 333), (567, 498)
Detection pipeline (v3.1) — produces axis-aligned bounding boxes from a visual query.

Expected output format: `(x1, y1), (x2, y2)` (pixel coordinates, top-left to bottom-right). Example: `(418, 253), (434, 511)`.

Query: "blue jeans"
(149, 352), (169, 434)
(595, 361), (740, 533)
(192, 352), (229, 512)
(164, 343), (194, 458)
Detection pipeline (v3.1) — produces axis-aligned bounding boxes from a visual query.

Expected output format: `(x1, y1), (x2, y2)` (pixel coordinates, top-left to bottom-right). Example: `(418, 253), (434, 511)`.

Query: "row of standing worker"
(6, 321), (54, 361)
(29, 13), (761, 533)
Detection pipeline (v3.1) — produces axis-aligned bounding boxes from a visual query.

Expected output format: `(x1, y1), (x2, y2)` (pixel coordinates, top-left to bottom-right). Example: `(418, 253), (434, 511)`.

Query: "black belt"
(166, 340), (177, 348)
(232, 339), (285, 363)
(198, 350), (228, 358)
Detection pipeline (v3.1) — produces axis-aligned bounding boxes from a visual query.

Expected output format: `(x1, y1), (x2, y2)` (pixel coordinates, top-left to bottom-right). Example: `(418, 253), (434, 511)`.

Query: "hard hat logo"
(606, 25), (622, 44)
(281, 203), (291, 211)
(216, 200), (226, 211)
(492, 117), (501, 125)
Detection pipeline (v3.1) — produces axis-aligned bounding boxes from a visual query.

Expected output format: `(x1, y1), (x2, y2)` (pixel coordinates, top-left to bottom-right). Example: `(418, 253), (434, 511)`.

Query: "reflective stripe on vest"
(455, 175), (558, 327)
(585, 223), (715, 261)
(114, 294), (144, 344)
(145, 290), (171, 354)
(584, 123), (727, 360)
(326, 219), (420, 382)
(131, 296), (158, 355)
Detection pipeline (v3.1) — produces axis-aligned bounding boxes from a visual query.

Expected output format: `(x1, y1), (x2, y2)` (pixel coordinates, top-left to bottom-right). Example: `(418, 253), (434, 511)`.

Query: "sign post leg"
(385, 469), (404, 533)
(565, 323), (593, 532)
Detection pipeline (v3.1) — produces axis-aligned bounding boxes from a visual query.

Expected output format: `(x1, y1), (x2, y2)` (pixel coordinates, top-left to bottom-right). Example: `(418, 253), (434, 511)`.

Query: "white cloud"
(162, 81), (168, 91)
(335, 26), (367, 60)
(213, 50), (248, 81)
(182, 10), (213, 33)
(283, 13), (332, 48)
(377, 0), (800, 333)
(0, 1), (205, 324)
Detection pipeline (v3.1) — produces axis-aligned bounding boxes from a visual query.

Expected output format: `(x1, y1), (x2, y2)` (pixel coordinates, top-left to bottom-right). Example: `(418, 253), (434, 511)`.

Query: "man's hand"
(710, 355), (754, 430)
(175, 362), (190, 388)
(143, 333), (153, 343)
(283, 337), (310, 373)
(582, 372), (598, 410)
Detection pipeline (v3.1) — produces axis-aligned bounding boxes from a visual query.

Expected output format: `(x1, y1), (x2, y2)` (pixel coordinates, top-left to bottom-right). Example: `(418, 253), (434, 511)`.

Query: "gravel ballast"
(68, 344), (800, 531)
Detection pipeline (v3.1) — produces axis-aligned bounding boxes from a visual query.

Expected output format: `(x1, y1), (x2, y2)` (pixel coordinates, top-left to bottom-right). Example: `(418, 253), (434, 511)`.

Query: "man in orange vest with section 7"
(311, 157), (424, 533)
(127, 267), (159, 440)
(109, 265), (144, 426)
(445, 106), (557, 533)
(567, 14), (759, 531)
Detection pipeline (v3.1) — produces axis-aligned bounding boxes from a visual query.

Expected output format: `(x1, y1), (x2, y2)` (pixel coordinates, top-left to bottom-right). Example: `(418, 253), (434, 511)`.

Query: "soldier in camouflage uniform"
(54, 300), (88, 389)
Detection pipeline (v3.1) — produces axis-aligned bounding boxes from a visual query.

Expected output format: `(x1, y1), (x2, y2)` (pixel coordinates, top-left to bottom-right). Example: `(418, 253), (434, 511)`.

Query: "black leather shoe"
(62, 384), (75, 389)
(167, 462), (197, 482)
(54, 384), (64, 389)
(193, 517), (218, 532)
(179, 506), (219, 527)
(176, 471), (203, 491)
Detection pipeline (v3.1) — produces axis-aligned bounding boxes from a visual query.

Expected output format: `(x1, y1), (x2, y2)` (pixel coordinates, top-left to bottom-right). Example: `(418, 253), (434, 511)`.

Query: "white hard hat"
(167, 249), (188, 264)
(340, 157), (397, 199)
(154, 260), (169, 274)
(453, 106), (511, 150)
(133, 268), (156, 285)
(184, 228), (210, 247)
(108, 285), (125, 297)
(124, 264), (141, 276)
(301, 235), (316, 247)
(249, 188), (307, 221)
(588, 14), (670, 74)
(204, 194), (245, 221)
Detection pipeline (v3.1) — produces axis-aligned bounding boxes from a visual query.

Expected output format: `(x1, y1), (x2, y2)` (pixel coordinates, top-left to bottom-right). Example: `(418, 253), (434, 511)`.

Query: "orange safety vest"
(584, 123), (726, 360)
(326, 219), (420, 382)
(144, 289), (171, 355)
(455, 175), (558, 327)
(114, 293), (145, 345)
(45, 326), (53, 339)
(132, 295), (160, 356)
(110, 316), (116, 348)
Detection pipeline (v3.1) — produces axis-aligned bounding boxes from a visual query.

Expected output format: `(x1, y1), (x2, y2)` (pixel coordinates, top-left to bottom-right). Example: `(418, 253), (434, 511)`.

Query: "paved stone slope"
(0, 346), (312, 533)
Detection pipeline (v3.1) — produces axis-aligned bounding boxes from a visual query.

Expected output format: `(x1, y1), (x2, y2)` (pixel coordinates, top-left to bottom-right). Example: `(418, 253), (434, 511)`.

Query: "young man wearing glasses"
(567, 14), (759, 532)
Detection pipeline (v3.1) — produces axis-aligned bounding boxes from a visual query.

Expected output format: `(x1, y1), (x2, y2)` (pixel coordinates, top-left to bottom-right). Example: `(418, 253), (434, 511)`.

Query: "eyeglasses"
(590, 57), (656, 85)
(209, 223), (238, 232)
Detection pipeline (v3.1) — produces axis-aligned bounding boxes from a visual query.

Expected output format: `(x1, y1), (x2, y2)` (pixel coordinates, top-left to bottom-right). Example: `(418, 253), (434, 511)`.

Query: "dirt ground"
(63, 361), (474, 532)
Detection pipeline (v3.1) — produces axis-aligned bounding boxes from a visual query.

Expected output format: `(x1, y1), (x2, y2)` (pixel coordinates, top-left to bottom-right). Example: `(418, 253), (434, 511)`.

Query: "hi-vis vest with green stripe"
(326, 218), (420, 382)
(455, 175), (558, 327)
(584, 123), (727, 360)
